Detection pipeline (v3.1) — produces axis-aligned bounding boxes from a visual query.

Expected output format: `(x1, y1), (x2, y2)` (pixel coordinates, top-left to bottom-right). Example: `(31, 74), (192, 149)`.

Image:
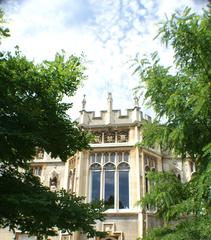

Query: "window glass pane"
(91, 171), (100, 201)
(104, 153), (109, 164)
(104, 163), (115, 170)
(89, 154), (95, 164)
(104, 171), (115, 208)
(145, 174), (149, 193)
(119, 171), (129, 209)
(33, 166), (42, 176)
(117, 152), (122, 163)
(90, 163), (101, 170)
(118, 162), (130, 170)
(124, 152), (129, 162)
(110, 152), (115, 163)
(96, 153), (102, 164)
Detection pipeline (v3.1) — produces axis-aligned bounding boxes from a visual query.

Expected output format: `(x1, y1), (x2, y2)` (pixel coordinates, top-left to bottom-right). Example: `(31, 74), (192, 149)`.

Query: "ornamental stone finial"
(134, 95), (139, 107)
(106, 92), (113, 124)
(107, 92), (113, 112)
(82, 94), (86, 110)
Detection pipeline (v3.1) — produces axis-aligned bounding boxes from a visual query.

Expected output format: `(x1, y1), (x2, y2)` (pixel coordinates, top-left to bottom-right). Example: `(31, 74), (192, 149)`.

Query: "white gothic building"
(1, 93), (195, 240)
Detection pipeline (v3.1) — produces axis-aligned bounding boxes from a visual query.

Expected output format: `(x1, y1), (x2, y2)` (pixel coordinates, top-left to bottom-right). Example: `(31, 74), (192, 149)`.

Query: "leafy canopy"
(0, 9), (10, 39)
(0, 10), (105, 239)
(0, 48), (91, 167)
(0, 167), (105, 239)
(133, 7), (211, 240)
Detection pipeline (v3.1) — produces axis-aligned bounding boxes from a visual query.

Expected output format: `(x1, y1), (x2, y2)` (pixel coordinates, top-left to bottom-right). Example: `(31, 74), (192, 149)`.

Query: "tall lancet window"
(89, 151), (130, 210)
(90, 163), (101, 201)
(145, 166), (150, 193)
(118, 162), (130, 209)
(69, 171), (73, 192)
(104, 163), (115, 208)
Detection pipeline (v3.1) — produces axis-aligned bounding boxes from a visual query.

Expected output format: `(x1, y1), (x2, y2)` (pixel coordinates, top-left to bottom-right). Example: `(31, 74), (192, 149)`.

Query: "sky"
(0, 0), (207, 119)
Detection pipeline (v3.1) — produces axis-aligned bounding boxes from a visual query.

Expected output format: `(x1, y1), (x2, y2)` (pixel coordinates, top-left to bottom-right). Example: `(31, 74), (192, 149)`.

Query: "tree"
(133, 7), (211, 240)
(0, 10), (105, 239)
(0, 9), (10, 40)
(0, 168), (105, 239)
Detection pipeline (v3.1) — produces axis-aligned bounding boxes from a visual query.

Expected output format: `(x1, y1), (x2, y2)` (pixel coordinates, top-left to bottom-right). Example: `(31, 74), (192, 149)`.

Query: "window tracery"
(90, 151), (130, 165)
(89, 152), (130, 209)
(90, 163), (101, 170)
(144, 155), (157, 194)
(110, 153), (115, 163)
(117, 152), (122, 163)
(144, 154), (157, 171)
(96, 153), (102, 163)
(104, 153), (109, 164)
(123, 152), (129, 162)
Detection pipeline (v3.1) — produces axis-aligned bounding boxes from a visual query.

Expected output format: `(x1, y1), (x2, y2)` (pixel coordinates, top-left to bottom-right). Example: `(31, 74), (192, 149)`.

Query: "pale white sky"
(0, 0), (207, 119)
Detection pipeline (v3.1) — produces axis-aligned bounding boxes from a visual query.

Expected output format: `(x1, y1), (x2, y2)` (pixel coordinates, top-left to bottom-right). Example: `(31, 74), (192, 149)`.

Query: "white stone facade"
(1, 93), (194, 240)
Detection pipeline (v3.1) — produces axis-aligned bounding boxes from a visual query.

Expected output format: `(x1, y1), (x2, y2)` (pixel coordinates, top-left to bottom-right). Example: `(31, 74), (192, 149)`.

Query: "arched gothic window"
(118, 162), (130, 209)
(89, 152), (130, 209)
(104, 163), (115, 208)
(69, 170), (76, 193)
(90, 163), (101, 201)
(72, 168), (76, 192)
(50, 177), (57, 187)
(144, 164), (157, 212)
(144, 154), (158, 194)
(145, 166), (150, 193)
(49, 171), (60, 192)
(69, 171), (73, 192)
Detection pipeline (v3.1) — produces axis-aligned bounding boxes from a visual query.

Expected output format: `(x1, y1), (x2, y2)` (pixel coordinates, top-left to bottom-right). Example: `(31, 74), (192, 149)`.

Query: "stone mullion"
(100, 168), (104, 201)
(115, 167), (118, 210)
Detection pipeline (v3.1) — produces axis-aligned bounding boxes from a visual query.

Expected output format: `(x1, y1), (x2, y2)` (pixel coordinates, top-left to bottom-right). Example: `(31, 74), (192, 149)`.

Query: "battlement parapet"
(78, 93), (152, 127)
(79, 108), (151, 127)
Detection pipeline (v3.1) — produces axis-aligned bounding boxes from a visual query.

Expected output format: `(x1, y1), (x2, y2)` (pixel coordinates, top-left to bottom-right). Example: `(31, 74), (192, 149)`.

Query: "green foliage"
(133, 7), (211, 240)
(0, 48), (91, 167)
(133, 8), (211, 162)
(142, 215), (211, 240)
(139, 171), (186, 224)
(0, 9), (10, 39)
(0, 167), (105, 239)
(0, 9), (104, 239)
